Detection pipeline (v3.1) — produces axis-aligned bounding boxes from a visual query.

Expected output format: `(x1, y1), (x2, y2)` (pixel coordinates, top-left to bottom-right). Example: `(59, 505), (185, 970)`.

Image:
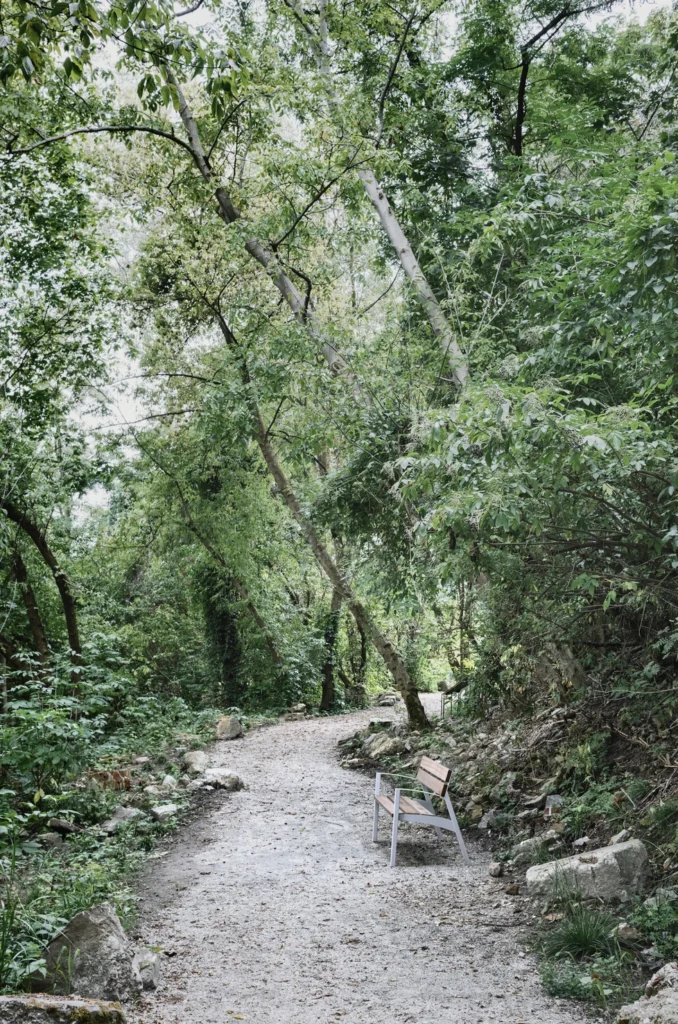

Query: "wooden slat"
(401, 796), (432, 816)
(376, 794), (395, 814)
(416, 767), (448, 796)
(376, 794), (433, 816)
(419, 756), (451, 783)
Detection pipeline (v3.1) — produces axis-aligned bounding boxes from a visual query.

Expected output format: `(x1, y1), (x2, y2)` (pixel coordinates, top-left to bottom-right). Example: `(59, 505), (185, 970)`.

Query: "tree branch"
(9, 123), (198, 163)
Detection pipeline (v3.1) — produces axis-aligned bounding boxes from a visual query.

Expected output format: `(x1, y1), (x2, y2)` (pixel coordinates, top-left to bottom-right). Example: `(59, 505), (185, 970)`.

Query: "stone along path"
(133, 698), (586, 1024)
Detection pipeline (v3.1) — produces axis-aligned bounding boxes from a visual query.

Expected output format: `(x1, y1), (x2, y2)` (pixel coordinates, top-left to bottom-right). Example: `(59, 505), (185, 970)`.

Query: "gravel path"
(133, 697), (586, 1024)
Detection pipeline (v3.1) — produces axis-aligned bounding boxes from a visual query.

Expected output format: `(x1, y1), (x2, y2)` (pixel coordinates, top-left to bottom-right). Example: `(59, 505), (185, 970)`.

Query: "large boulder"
(617, 962), (678, 1023)
(0, 995), (126, 1023)
(215, 716), (243, 740)
(36, 903), (141, 1002)
(183, 750), (209, 774)
(526, 839), (648, 901)
(363, 733), (403, 758)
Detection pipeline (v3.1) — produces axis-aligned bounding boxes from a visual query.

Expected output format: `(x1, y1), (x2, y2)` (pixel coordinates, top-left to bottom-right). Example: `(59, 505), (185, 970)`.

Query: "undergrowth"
(0, 693), (222, 992)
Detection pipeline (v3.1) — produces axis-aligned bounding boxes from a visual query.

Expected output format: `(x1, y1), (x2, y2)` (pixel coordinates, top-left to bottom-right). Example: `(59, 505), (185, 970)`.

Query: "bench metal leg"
(390, 790), (401, 867)
(421, 791), (444, 840)
(372, 799), (380, 842)
(444, 792), (470, 864)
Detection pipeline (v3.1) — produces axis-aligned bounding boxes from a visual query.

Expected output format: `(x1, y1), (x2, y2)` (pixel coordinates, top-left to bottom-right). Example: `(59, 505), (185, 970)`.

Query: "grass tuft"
(541, 904), (617, 960)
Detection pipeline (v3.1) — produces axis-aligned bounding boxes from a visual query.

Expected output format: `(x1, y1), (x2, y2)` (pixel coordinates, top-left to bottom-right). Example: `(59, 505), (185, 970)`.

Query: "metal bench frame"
(372, 755), (469, 867)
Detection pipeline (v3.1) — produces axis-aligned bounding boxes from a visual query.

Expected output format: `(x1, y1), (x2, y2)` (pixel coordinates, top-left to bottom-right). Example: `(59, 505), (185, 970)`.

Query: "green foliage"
(630, 896), (678, 961)
(539, 904), (638, 1008)
(2, 0), (678, 998)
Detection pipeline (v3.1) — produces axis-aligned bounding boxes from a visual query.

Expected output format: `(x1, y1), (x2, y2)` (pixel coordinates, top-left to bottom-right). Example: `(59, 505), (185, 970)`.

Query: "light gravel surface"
(133, 696), (587, 1024)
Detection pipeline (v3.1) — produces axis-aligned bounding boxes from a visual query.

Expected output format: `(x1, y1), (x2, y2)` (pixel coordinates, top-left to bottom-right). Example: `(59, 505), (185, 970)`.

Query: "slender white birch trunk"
(287, 1), (469, 387)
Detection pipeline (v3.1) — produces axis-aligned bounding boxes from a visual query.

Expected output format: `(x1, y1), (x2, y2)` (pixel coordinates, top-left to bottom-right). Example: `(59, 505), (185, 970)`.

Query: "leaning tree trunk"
(1, 499), (81, 670)
(159, 85), (428, 727)
(12, 550), (50, 667)
(320, 588), (342, 711)
(244, 368), (428, 729)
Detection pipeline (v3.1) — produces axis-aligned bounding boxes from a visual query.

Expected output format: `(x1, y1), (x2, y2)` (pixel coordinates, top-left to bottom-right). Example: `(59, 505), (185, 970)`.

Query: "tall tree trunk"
(0, 650), (6, 713)
(12, 550), (50, 667)
(285, 0), (469, 388)
(1, 499), (81, 669)
(320, 587), (342, 711)
(256, 412), (428, 727)
(154, 83), (428, 726)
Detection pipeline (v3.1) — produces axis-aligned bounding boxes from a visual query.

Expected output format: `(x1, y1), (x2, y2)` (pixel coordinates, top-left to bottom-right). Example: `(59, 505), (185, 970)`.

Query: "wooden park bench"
(372, 755), (470, 867)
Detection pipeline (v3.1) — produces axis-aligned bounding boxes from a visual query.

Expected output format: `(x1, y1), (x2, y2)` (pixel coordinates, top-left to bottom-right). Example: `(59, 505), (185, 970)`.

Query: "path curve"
(133, 698), (586, 1024)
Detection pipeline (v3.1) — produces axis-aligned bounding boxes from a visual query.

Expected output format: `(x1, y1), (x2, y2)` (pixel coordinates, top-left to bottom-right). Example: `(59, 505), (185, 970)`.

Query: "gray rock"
(203, 771), (243, 791)
(611, 922), (643, 944)
(47, 819), (80, 836)
(215, 715), (243, 740)
(512, 834), (558, 867)
(150, 803), (178, 822)
(617, 962), (678, 1023)
(143, 785), (162, 796)
(526, 839), (649, 901)
(646, 962), (678, 997)
(289, 703), (307, 714)
(544, 794), (565, 811)
(609, 828), (631, 846)
(488, 861), (503, 877)
(183, 750), (209, 774)
(489, 772), (518, 803)
(0, 994), (126, 1022)
(279, 712), (305, 722)
(132, 949), (161, 991)
(160, 775), (178, 791)
(36, 903), (141, 1002)
(573, 836), (590, 850)
(522, 793), (546, 810)
(100, 807), (146, 836)
(478, 809), (505, 830)
(37, 832), (64, 850)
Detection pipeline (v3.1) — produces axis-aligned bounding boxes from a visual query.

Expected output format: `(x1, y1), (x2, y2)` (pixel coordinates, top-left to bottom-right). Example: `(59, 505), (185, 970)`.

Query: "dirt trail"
(133, 697), (586, 1024)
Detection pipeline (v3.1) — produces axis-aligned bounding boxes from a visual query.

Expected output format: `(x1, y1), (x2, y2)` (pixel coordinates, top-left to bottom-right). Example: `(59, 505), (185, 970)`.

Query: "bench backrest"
(416, 756), (452, 797)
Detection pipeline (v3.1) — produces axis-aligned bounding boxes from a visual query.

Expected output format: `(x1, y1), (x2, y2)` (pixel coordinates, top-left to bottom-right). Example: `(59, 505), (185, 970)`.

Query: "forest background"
(1, 0), (678, 996)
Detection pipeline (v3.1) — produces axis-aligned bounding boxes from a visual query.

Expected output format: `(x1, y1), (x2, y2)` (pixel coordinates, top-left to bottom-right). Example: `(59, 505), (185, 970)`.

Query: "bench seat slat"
(375, 794), (433, 816)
